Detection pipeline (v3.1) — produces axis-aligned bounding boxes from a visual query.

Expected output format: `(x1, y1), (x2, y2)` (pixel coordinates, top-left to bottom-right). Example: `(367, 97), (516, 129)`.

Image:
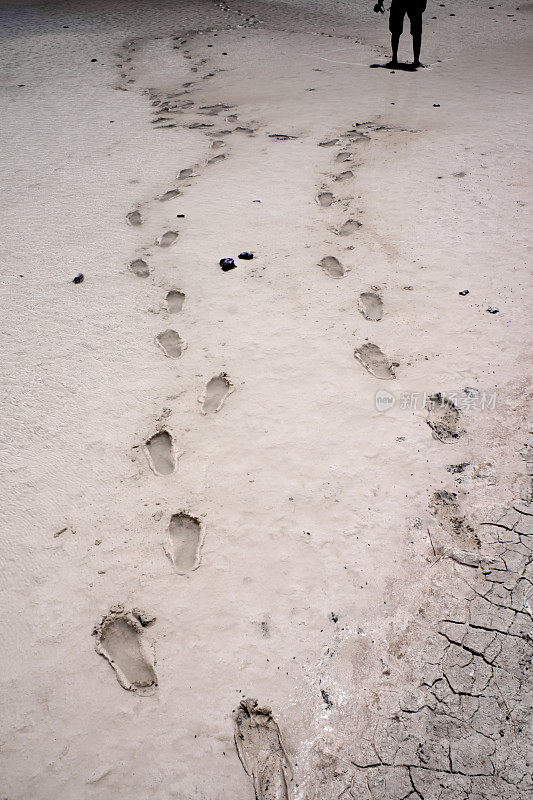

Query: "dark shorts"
(389, 1), (426, 35)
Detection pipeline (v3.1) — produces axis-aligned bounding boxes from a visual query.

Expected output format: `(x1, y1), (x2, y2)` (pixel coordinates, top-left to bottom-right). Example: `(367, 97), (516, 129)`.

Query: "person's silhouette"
(374, 0), (427, 68)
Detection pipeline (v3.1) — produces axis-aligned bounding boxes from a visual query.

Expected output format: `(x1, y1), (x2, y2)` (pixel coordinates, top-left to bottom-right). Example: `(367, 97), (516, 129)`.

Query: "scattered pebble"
(220, 258), (236, 271)
(72, 273), (84, 284)
(459, 289), (469, 296)
(91, 58), (97, 62)
(487, 306), (499, 314)
(238, 251), (254, 260)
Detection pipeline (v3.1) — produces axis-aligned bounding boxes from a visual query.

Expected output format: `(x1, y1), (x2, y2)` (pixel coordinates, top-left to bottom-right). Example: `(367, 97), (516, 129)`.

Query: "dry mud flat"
(109, 18), (533, 797)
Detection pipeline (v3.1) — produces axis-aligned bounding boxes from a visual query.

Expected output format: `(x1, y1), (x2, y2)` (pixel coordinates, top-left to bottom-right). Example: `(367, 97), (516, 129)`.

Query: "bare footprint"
(317, 192), (334, 207)
(234, 699), (293, 800)
(93, 606), (157, 695)
(129, 258), (151, 277)
(178, 168), (194, 180)
(208, 153), (226, 164)
(337, 218), (361, 236)
(335, 151), (352, 163)
(159, 189), (181, 201)
(319, 256), (346, 279)
(156, 231), (179, 247)
(426, 393), (462, 442)
(334, 170), (354, 182)
(165, 289), (185, 313)
(268, 133), (297, 140)
(318, 139), (338, 147)
(199, 372), (234, 414)
(358, 292), (383, 321)
(156, 329), (186, 358)
(126, 210), (142, 226)
(144, 430), (176, 475)
(165, 512), (205, 573)
(354, 343), (395, 379)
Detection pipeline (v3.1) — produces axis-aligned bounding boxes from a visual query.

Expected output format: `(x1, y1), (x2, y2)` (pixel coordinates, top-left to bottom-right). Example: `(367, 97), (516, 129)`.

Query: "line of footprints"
(91, 34), (464, 800)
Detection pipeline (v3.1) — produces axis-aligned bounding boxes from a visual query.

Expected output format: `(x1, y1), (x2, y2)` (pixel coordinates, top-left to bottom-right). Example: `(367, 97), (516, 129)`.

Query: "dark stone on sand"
(433, 103), (440, 107)
(220, 258), (236, 271)
(459, 290), (469, 295)
(73, 273), (84, 284)
(91, 58), (97, 62)
(238, 252), (254, 260)
(487, 307), (499, 314)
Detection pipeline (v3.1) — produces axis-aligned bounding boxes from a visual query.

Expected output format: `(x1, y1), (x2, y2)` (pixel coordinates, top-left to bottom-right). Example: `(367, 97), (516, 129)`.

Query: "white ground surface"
(0, 1), (531, 798)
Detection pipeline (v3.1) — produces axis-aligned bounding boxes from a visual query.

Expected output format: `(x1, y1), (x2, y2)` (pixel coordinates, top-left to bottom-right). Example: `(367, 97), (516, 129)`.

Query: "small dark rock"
(487, 306), (499, 314)
(220, 258), (236, 271)
(176, 214), (185, 218)
(91, 58), (98, 62)
(433, 103), (440, 107)
(72, 273), (84, 284)
(238, 251), (254, 260)
(459, 289), (469, 295)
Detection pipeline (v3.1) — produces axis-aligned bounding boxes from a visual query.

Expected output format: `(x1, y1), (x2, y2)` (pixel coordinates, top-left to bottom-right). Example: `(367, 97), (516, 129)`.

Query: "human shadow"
(370, 61), (419, 71)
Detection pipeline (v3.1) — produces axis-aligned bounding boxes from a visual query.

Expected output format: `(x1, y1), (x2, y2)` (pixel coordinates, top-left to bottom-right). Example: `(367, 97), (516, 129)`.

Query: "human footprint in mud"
(374, 0), (427, 68)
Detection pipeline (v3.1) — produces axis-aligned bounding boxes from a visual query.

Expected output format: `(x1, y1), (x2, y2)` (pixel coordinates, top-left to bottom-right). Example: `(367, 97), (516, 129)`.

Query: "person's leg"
(409, 10), (423, 66)
(391, 31), (401, 65)
(388, 4), (404, 65)
(412, 29), (421, 65)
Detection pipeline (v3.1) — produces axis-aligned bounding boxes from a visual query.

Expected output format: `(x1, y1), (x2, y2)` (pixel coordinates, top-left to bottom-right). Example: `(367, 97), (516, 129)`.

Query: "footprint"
(429, 489), (469, 535)
(144, 430), (176, 475)
(319, 256), (346, 278)
(165, 289), (185, 313)
(178, 168), (194, 180)
(208, 153), (226, 164)
(317, 192), (334, 207)
(337, 218), (361, 236)
(354, 343), (395, 379)
(156, 330), (186, 358)
(156, 231), (179, 247)
(129, 258), (151, 277)
(159, 189), (181, 201)
(201, 103), (233, 113)
(234, 699), (293, 800)
(126, 210), (142, 226)
(199, 372), (234, 414)
(358, 292), (383, 321)
(165, 512), (205, 574)
(318, 139), (338, 147)
(335, 151), (352, 163)
(334, 170), (354, 182)
(268, 133), (297, 140)
(426, 393), (462, 442)
(93, 606), (157, 695)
